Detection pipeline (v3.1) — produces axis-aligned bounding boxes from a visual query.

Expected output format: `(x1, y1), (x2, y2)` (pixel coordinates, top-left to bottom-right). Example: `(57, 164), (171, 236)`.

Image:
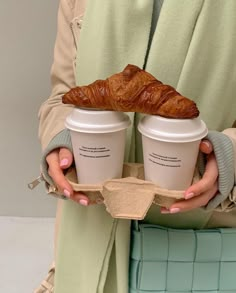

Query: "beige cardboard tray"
(66, 163), (199, 220)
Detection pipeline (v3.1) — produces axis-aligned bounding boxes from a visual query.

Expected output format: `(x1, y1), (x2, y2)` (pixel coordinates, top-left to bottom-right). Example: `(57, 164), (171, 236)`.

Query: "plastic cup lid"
(65, 108), (131, 133)
(138, 115), (208, 142)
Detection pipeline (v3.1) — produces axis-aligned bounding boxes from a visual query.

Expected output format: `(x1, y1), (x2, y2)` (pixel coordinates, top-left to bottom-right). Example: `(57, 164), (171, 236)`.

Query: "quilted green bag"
(129, 223), (236, 292)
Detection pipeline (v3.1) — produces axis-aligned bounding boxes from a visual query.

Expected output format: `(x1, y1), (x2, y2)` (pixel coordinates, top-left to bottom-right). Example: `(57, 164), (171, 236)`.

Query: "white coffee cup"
(138, 115), (208, 190)
(65, 108), (131, 184)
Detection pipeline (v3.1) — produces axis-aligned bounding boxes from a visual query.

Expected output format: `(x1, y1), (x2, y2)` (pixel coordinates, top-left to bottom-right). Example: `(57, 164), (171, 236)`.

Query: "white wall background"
(0, 0), (59, 217)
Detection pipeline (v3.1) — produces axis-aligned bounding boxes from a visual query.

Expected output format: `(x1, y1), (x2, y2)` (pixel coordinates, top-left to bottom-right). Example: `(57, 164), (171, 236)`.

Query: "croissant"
(62, 64), (199, 119)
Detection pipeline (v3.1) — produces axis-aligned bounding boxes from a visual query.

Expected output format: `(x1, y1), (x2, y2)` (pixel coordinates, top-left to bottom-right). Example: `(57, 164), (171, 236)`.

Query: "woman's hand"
(161, 140), (219, 214)
(46, 147), (91, 206)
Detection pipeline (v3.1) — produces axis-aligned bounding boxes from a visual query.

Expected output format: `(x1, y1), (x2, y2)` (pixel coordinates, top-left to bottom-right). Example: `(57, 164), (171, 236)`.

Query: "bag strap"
(133, 210), (213, 231)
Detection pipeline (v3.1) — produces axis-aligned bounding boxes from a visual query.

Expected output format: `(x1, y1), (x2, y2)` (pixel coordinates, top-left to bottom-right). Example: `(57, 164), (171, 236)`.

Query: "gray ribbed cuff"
(198, 131), (235, 210)
(41, 129), (73, 186)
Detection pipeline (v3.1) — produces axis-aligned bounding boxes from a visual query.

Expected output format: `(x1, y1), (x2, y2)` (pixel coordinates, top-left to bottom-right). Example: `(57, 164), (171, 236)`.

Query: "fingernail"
(185, 192), (194, 200)
(202, 140), (210, 148)
(63, 189), (71, 198)
(170, 208), (180, 214)
(161, 209), (170, 214)
(79, 199), (88, 206)
(60, 158), (69, 167)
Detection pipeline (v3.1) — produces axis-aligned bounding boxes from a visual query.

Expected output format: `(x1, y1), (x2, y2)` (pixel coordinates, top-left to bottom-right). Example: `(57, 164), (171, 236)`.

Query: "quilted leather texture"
(129, 224), (236, 292)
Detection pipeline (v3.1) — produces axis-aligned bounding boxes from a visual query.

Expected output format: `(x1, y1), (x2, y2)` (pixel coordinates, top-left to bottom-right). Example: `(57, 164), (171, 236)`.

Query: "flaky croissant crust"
(62, 64), (199, 119)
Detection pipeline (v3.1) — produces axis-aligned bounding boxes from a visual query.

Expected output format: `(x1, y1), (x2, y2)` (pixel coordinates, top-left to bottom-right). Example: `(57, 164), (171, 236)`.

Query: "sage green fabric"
(55, 1), (236, 292)
(200, 132), (235, 210)
(130, 224), (236, 292)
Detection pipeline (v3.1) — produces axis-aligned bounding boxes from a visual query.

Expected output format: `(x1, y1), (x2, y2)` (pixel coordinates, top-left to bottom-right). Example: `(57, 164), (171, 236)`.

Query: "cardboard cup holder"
(65, 163), (199, 220)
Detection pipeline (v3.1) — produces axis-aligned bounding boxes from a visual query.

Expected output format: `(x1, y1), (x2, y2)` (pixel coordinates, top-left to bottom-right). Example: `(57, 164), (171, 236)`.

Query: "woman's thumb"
(200, 140), (213, 155)
(58, 147), (73, 169)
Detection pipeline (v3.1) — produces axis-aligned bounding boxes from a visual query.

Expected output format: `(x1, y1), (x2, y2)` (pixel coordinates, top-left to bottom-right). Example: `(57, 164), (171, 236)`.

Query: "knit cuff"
(198, 131), (235, 210)
(41, 129), (73, 186)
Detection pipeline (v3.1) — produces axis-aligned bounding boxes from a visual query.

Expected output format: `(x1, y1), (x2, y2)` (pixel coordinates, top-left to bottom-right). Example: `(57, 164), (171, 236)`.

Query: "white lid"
(138, 115), (208, 142)
(65, 108), (131, 133)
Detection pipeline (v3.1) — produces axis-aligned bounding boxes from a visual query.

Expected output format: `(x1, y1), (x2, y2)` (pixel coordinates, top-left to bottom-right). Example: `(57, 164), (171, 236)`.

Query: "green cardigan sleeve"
(198, 131), (235, 210)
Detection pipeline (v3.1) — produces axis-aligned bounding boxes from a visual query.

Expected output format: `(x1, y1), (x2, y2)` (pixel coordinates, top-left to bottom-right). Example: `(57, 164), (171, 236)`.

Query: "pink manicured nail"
(202, 140), (210, 148)
(185, 192), (194, 200)
(60, 158), (69, 167)
(170, 208), (180, 214)
(63, 189), (71, 198)
(161, 209), (170, 214)
(79, 199), (88, 206)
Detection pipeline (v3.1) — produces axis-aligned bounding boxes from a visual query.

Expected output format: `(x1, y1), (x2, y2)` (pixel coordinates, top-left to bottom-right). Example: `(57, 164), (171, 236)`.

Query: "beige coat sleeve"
(38, 0), (78, 151)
